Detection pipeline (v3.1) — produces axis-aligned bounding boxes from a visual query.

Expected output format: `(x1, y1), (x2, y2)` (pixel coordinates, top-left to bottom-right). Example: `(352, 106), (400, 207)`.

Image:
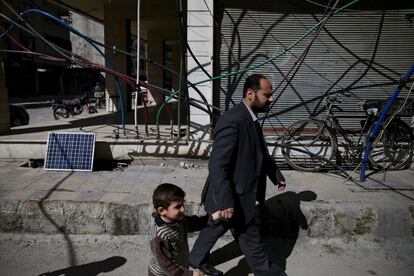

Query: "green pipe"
(156, 89), (180, 127)
(191, 0), (361, 86)
(157, 0), (361, 126)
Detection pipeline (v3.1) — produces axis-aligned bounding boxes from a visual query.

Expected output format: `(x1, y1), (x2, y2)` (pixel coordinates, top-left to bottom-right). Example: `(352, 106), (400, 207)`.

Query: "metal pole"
(360, 64), (414, 182)
(134, 0), (141, 138)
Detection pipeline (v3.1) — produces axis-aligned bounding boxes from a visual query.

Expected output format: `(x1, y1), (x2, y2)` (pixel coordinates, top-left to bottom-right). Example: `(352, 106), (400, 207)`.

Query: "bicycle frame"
(323, 97), (380, 165)
(281, 93), (413, 171)
(282, 94), (378, 169)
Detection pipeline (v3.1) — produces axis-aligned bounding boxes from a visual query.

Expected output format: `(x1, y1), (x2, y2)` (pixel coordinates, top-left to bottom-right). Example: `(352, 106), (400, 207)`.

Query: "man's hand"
(221, 208), (234, 219)
(277, 180), (286, 191)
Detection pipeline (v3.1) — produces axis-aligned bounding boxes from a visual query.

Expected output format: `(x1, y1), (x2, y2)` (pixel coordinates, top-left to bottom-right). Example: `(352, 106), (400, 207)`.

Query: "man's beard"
(253, 104), (270, 113)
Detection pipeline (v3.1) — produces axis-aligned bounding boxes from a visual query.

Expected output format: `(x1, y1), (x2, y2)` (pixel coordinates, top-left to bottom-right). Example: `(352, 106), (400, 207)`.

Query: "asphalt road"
(22, 106), (105, 128)
(0, 233), (413, 276)
(28, 106), (55, 125)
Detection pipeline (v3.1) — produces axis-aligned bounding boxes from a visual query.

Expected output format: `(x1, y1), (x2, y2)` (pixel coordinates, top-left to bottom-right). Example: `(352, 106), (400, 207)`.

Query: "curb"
(12, 102), (52, 109)
(0, 199), (413, 241)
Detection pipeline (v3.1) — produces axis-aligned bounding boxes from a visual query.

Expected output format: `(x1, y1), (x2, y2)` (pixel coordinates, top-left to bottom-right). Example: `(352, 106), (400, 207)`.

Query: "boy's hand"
(212, 208), (234, 221)
(278, 180), (286, 191)
(211, 210), (221, 221)
(193, 269), (204, 276)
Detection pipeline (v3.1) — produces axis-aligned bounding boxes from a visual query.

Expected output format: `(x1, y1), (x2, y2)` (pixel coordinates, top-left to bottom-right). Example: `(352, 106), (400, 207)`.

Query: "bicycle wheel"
(53, 107), (69, 119)
(368, 119), (413, 170)
(281, 119), (337, 172)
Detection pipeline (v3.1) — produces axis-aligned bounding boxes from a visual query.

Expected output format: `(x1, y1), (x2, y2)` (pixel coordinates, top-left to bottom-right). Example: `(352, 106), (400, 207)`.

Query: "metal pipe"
(135, 0), (141, 138)
(360, 64), (414, 182)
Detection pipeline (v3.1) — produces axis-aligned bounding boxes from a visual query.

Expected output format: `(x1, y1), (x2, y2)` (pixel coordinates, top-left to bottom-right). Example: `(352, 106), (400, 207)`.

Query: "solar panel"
(44, 132), (96, 171)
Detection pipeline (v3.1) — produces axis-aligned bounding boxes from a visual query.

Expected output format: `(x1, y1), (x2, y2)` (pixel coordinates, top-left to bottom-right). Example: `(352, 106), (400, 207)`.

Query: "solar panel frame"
(44, 132), (96, 172)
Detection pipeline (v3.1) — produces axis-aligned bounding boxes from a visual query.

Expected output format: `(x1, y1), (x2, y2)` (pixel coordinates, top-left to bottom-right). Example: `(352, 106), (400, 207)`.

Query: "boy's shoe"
(197, 263), (223, 275)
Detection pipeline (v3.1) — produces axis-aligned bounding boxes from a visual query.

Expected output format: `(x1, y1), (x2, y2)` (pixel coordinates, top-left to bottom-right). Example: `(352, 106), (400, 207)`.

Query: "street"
(20, 106), (106, 129)
(0, 233), (413, 276)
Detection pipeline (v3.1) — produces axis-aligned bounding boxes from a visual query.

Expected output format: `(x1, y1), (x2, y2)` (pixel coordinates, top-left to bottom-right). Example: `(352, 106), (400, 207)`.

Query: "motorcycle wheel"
(72, 105), (83, 115)
(53, 107), (69, 119)
(88, 106), (98, 114)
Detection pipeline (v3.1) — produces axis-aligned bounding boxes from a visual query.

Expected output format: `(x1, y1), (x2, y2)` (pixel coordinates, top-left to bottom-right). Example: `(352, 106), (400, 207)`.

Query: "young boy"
(148, 183), (221, 276)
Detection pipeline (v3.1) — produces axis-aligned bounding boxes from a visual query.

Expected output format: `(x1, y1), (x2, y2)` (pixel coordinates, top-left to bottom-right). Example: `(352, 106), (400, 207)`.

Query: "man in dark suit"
(189, 74), (287, 276)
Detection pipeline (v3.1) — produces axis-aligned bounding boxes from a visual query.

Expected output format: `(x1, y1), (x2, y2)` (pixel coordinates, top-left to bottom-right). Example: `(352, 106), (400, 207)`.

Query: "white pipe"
(134, 0), (141, 137)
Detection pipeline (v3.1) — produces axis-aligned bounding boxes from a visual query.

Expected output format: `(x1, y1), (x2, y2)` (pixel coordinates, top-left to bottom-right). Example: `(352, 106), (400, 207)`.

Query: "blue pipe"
(0, 24), (13, 39)
(360, 64), (414, 182)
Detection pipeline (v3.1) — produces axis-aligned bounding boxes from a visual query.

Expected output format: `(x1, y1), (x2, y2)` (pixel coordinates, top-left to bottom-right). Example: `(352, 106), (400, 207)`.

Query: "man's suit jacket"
(201, 102), (285, 224)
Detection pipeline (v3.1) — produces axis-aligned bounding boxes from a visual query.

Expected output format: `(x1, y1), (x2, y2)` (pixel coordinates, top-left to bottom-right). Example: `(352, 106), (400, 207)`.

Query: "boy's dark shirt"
(148, 214), (210, 276)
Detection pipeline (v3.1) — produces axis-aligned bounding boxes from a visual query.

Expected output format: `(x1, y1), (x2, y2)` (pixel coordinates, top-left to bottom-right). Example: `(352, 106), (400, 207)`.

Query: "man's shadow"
(38, 256), (127, 276)
(208, 191), (317, 275)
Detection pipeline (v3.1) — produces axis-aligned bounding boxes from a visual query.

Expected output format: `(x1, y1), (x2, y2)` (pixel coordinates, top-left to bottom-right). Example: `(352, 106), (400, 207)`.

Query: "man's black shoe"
(197, 263), (223, 275)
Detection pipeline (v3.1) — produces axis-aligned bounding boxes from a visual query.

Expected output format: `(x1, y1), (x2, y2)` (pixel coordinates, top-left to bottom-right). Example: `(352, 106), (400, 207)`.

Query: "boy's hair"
(153, 183), (185, 209)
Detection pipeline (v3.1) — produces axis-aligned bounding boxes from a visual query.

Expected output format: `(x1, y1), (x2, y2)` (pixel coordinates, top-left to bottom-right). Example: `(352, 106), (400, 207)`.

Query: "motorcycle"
(52, 95), (97, 119)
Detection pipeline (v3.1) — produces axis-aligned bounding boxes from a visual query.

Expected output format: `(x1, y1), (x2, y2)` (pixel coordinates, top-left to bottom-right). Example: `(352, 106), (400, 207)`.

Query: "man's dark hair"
(153, 183), (185, 209)
(243, 74), (267, 97)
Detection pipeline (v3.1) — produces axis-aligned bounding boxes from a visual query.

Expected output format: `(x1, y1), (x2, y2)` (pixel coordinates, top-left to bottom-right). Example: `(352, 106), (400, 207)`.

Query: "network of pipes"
(1, 0), (413, 181)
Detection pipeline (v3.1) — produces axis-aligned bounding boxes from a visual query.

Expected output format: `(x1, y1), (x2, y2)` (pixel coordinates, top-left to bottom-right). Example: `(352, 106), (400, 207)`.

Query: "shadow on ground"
(38, 256), (127, 276)
(208, 190), (317, 275)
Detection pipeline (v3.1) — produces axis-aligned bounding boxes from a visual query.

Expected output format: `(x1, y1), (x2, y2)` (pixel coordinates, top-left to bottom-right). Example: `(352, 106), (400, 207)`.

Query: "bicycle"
(280, 93), (413, 172)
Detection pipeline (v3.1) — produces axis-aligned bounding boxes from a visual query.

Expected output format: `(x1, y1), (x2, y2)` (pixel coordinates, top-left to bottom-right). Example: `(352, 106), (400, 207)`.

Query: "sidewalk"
(0, 158), (413, 241)
(9, 95), (82, 108)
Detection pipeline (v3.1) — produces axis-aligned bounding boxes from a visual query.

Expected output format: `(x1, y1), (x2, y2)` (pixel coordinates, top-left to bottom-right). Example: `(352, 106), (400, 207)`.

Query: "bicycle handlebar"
(326, 92), (351, 104)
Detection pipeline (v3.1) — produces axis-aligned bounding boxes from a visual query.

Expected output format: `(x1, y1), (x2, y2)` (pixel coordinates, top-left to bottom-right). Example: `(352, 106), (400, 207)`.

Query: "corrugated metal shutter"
(215, 0), (414, 130)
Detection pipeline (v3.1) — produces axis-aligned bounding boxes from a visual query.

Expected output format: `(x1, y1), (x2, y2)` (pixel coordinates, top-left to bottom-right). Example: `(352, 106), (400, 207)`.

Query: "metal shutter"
(215, 0), (414, 130)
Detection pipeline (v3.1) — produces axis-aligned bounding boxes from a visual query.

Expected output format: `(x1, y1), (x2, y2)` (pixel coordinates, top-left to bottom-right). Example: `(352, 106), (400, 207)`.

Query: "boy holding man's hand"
(148, 183), (222, 276)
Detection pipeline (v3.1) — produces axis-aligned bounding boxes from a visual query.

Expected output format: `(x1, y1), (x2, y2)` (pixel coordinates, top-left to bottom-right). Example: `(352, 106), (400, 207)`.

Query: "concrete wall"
(103, 1), (129, 113)
(139, 0), (181, 109)
(29, 0), (71, 58)
(145, 28), (180, 105)
(187, 0), (214, 135)
(70, 12), (105, 66)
